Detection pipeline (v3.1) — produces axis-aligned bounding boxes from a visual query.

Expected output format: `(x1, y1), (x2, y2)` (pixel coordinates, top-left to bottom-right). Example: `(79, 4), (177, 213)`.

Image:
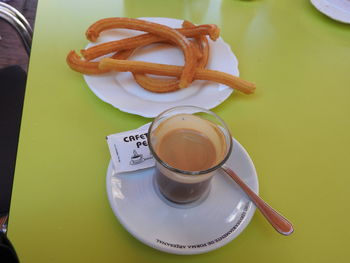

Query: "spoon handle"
(221, 165), (294, 236)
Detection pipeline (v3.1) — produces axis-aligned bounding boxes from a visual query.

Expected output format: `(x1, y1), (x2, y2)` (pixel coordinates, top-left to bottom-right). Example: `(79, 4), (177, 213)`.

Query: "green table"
(8, 0), (350, 262)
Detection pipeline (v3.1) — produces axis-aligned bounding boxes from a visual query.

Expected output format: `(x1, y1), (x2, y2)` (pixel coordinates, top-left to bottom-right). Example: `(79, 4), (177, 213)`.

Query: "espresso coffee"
(150, 113), (229, 204)
(155, 168), (212, 203)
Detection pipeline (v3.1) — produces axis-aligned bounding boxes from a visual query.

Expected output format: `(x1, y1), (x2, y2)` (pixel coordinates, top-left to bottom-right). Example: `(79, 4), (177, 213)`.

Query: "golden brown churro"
(133, 20), (210, 93)
(66, 50), (107, 75)
(66, 50), (134, 75)
(67, 18), (256, 95)
(85, 17), (196, 88)
(81, 24), (219, 61)
(99, 58), (256, 94)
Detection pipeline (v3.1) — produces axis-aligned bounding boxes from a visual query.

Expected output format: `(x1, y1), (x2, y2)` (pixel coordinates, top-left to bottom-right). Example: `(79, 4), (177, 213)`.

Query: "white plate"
(84, 17), (239, 118)
(311, 0), (350, 23)
(106, 137), (258, 255)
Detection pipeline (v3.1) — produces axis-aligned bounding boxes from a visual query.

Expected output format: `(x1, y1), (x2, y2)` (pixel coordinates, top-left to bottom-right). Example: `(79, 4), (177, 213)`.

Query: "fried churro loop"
(81, 24), (219, 61)
(184, 21), (210, 69)
(133, 20), (210, 93)
(67, 18), (256, 95)
(99, 58), (256, 95)
(66, 50), (107, 75)
(66, 50), (133, 75)
(85, 17), (196, 88)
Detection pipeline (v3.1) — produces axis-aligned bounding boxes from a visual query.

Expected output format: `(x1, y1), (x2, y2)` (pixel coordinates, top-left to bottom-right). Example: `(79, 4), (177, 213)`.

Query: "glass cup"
(148, 106), (233, 204)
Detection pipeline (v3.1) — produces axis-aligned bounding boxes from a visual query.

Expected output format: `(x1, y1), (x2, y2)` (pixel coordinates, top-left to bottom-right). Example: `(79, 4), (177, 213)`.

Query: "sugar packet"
(106, 123), (155, 173)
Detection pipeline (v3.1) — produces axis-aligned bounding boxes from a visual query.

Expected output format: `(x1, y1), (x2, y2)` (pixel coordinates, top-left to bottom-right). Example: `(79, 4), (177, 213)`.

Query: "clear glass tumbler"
(148, 106), (233, 204)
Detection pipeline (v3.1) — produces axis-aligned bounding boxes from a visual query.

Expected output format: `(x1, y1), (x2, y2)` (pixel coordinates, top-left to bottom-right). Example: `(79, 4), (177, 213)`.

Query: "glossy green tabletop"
(8, 0), (350, 262)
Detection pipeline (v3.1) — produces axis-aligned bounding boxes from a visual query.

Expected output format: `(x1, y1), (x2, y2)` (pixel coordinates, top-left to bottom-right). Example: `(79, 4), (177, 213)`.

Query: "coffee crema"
(155, 128), (217, 172)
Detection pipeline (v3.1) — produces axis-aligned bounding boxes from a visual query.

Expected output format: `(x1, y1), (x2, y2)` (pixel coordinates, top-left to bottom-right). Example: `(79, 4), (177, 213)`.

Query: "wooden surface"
(0, 0), (37, 71)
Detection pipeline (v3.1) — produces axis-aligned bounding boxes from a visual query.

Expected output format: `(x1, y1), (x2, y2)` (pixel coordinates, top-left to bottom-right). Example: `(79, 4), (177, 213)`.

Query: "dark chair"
(0, 2), (32, 54)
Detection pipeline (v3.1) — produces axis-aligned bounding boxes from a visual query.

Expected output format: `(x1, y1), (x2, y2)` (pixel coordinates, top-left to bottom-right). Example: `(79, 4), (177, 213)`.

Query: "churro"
(81, 24), (219, 61)
(66, 50), (133, 75)
(133, 20), (210, 93)
(99, 58), (256, 94)
(85, 17), (197, 88)
(67, 18), (256, 95)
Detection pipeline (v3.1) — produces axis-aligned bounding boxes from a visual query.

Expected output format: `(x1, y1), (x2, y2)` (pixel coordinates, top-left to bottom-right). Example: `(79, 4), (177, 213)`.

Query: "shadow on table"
(0, 65), (25, 263)
(0, 65), (26, 217)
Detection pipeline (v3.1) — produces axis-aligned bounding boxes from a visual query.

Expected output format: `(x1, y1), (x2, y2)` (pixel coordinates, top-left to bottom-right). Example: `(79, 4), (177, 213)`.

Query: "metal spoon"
(221, 165), (294, 236)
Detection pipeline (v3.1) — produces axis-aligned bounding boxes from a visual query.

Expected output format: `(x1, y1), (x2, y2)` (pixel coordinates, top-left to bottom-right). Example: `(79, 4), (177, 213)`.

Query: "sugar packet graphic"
(106, 123), (155, 173)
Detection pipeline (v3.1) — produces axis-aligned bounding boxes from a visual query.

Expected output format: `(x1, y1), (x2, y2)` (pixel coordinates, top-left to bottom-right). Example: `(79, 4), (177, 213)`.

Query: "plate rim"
(83, 17), (239, 118)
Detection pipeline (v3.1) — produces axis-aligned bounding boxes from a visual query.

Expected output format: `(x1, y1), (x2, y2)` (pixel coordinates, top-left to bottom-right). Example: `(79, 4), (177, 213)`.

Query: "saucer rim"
(311, 0), (350, 23)
(106, 137), (259, 255)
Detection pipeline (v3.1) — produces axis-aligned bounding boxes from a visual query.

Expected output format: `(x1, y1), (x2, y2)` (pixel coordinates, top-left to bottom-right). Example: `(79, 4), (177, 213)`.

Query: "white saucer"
(106, 138), (259, 255)
(311, 0), (350, 23)
(84, 17), (239, 118)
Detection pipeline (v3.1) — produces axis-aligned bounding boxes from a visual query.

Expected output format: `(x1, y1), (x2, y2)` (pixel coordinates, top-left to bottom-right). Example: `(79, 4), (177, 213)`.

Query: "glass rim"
(147, 106), (233, 176)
